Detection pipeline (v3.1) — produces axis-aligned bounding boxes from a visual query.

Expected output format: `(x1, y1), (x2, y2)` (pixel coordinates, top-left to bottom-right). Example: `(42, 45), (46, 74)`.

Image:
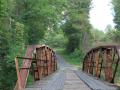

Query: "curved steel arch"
(83, 45), (120, 83)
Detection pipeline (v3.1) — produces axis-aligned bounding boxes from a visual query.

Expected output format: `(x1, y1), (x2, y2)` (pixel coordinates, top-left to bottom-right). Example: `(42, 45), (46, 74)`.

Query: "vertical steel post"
(105, 48), (113, 82)
(15, 58), (22, 90)
(95, 50), (101, 78)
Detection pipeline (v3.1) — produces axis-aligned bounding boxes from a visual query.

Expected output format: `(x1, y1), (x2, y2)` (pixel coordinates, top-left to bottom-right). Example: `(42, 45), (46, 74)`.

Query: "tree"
(113, 0), (120, 30)
(0, 0), (92, 89)
(112, 0), (120, 43)
(15, 0), (66, 44)
(0, 0), (68, 89)
(62, 0), (92, 53)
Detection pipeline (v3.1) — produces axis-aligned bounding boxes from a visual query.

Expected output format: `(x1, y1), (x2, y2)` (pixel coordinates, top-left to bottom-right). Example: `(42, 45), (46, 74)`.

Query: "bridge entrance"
(14, 45), (120, 90)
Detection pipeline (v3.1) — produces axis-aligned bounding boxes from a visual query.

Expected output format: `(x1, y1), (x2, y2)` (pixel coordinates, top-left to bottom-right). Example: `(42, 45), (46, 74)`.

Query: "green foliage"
(0, 0), (25, 89)
(104, 29), (120, 43)
(112, 30), (120, 42)
(0, 20), (25, 90)
(62, 0), (92, 53)
(91, 29), (105, 41)
(0, 0), (97, 89)
(56, 48), (84, 68)
(112, 0), (120, 42)
(40, 30), (67, 48)
(0, 0), (68, 89)
(112, 0), (120, 30)
(90, 28), (106, 46)
(15, 0), (67, 44)
(62, 21), (80, 52)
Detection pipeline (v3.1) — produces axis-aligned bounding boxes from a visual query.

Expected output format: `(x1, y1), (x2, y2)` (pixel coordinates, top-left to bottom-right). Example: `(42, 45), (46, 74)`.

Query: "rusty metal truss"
(83, 45), (120, 83)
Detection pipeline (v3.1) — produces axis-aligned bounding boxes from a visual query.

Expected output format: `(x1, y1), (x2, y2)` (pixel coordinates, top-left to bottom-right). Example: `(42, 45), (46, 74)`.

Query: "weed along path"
(26, 54), (118, 90)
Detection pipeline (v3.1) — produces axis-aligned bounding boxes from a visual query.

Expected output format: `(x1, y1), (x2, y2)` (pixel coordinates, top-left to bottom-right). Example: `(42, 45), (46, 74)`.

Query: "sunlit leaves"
(113, 0), (120, 30)
(62, 0), (92, 53)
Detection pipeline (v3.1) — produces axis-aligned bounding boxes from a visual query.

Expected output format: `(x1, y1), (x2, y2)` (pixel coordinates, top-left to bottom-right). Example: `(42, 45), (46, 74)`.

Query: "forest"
(0, 0), (120, 90)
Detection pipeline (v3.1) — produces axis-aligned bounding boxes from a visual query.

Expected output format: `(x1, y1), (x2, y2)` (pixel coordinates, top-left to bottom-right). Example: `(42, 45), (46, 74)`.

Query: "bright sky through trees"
(90, 0), (115, 31)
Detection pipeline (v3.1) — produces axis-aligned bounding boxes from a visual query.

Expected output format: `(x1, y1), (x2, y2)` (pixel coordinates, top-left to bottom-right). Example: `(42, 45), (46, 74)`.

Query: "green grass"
(26, 74), (34, 86)
(55, 48), (83, 69)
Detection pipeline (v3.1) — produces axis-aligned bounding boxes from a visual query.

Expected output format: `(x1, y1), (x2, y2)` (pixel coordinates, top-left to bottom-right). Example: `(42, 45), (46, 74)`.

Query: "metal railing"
(14, 45), (57, 90)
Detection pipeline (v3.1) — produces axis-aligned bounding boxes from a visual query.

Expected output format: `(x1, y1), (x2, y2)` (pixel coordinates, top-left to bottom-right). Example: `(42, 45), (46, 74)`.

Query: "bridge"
(14, 45), (120, 90)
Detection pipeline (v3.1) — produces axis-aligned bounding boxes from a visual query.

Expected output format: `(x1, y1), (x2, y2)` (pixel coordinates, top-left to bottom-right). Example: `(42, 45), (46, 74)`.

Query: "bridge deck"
(25, 54), (119, 90)
(63, 70), (90, 90)
(75, 71), (118, 90)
